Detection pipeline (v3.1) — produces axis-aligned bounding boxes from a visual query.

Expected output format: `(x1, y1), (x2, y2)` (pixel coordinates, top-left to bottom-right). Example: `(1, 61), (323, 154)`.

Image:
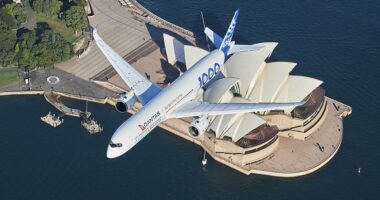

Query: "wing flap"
(169, 101), (304, 118)
(228, 44), (266, 54)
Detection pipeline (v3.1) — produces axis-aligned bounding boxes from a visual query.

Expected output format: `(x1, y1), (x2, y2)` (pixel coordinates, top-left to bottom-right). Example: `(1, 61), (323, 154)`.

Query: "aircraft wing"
(93, 28), (160, 105)
(229, 44), (266, 54)
(169, 101), (304, 118)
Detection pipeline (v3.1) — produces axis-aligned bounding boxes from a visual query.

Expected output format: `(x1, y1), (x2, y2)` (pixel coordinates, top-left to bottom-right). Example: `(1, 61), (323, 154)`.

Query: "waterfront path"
(0, 68), (118, 100)
(150, 97), (351, 176)
(57, 0), (151, 80)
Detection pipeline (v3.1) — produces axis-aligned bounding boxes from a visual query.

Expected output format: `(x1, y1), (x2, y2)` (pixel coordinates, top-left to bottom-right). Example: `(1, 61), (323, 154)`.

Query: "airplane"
(93, 9), (304, 159)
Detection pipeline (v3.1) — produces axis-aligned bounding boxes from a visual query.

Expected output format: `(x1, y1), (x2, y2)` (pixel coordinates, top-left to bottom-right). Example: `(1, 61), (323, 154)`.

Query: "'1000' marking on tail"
(198, 63), (221, 87)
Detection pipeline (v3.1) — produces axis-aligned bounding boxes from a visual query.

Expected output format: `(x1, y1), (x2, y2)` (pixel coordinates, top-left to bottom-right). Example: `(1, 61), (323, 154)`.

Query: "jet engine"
(188, 116), (209, 138)
(115, 91), (137, 113)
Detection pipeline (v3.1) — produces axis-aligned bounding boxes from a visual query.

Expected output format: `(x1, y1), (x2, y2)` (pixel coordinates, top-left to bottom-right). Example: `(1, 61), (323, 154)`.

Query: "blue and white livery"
(93, 10), (304, 158)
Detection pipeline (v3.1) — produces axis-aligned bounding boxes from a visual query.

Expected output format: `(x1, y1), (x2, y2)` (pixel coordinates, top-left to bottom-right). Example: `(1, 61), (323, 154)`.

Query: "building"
(164, 34), (338, 165)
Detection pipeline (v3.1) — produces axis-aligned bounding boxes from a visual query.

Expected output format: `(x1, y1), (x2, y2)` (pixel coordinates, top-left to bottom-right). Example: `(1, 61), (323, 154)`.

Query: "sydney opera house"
(162, 34), (351, 175)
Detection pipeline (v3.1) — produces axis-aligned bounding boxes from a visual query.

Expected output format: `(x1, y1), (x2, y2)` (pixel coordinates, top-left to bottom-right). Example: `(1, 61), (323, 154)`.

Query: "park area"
(0, 68), (19, 87)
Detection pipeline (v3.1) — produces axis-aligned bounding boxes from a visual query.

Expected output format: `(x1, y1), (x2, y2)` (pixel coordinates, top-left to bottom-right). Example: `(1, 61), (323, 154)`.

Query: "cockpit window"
(109, 141), (123, 148)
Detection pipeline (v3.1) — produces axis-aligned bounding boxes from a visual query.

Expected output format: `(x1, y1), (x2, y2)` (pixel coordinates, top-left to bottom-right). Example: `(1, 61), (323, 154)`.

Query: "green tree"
(0, 21), (17, 66)
(73, 0), (86, 6)
(14, 31), (37, 67)
(0, 7), (17, 29)
(32, 0), (62, 17)
(62, 43), (72, 60)
(5, 3), (26, 24)
(4, 2), (16, 15)
(65, 5), (86, 34)
(29, 29), (72, 67)
(13, 4), (26, 24)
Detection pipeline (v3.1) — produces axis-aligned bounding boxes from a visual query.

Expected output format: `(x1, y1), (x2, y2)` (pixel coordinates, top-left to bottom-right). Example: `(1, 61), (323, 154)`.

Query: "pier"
(81, 117), (103, 135)
(43, 92), (104, 134)
(44, 92), (91, 118)
(40, 112), (64, 127)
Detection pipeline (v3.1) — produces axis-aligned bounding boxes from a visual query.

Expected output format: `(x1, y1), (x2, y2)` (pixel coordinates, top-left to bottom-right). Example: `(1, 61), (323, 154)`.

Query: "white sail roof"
(249, 62), (297, 102)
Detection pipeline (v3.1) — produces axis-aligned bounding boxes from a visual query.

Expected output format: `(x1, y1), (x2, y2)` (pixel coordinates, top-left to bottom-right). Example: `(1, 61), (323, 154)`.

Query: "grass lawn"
(34, 13), (77, 43)
(0, 68), (20, 87)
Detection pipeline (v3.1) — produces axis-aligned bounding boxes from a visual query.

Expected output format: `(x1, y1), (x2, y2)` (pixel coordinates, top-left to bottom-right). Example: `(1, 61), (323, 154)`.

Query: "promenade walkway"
(56, 0), (151, 80)
(0, 68), (117, 100)
(150, 97), (351, 176)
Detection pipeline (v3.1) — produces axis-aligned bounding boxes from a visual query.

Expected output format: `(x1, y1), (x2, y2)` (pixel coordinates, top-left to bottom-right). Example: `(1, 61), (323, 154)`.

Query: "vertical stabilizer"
(219, 9), (240, 55)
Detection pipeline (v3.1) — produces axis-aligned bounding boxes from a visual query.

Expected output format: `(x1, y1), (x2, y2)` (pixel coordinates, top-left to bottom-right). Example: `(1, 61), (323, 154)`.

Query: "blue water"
(1, 0), (380, 199)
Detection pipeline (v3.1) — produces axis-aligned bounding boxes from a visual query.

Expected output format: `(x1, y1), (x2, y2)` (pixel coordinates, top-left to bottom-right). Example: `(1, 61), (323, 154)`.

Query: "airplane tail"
(204, 9), (265, 55)
(219, 9), (240, 55)
(204, 9), (239, 53)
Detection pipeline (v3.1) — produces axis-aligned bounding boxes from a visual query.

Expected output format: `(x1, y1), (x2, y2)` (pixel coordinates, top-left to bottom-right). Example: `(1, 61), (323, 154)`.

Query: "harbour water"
(1, 0), (380, 199)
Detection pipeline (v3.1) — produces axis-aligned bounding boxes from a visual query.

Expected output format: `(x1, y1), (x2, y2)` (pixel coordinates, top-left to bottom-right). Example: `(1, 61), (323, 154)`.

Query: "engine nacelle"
(115, 91), (137, 113)
(188, 116), (209, 138)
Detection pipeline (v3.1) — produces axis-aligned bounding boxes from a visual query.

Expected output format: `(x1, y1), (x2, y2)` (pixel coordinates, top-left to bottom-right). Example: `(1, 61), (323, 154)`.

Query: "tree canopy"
(4, 2), (26, 24)
(14, 28), (73, 68)
(0, 7), (16, 29)
(32, 0), (62, 17)
(65, 5), (86, 33)
(0, 21), (17, 66)
(0, 0), (85, 68)
(0, 20), (73, 68)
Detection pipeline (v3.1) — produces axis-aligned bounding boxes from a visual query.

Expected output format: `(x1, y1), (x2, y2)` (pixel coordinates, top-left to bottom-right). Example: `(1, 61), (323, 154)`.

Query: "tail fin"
(219, 9), (240, 55)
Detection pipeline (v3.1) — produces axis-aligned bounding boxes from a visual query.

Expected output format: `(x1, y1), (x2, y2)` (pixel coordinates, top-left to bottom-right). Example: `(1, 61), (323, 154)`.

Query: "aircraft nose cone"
(106, 145), (124, 159)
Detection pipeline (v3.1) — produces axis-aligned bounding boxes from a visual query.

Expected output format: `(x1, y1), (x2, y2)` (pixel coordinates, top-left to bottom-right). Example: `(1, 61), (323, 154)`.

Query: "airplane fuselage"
(107, 50), (225, 158)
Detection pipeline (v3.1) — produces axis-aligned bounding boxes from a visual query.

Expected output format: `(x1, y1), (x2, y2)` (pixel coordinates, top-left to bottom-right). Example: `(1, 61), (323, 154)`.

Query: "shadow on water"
(194, 11), (226, 49)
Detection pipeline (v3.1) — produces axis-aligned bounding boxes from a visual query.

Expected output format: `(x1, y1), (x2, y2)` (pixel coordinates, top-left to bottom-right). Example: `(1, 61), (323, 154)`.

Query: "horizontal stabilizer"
(169, 100), (305, 118)
(204, 27), (223, 48)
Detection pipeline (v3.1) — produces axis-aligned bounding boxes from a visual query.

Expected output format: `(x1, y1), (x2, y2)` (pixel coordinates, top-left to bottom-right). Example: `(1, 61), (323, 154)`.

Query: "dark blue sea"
(1, 0), (380, 199)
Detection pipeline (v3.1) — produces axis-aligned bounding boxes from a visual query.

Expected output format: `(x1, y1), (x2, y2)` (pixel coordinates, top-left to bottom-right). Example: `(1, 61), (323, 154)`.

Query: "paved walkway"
(56, 0), (152, 80)
(0, 68), (117, 99)
(56, 0), (194, 91)
(248, 98), (350, 175)
(19, 0), (37, 30)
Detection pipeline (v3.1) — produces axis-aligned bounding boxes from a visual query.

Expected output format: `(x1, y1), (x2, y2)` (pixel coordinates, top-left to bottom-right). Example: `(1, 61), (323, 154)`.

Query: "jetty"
(44, 92), (91, 118)
(81, 117), (103, 134)
(43, 92), (103, 134)
(40, 112), (64, 127)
